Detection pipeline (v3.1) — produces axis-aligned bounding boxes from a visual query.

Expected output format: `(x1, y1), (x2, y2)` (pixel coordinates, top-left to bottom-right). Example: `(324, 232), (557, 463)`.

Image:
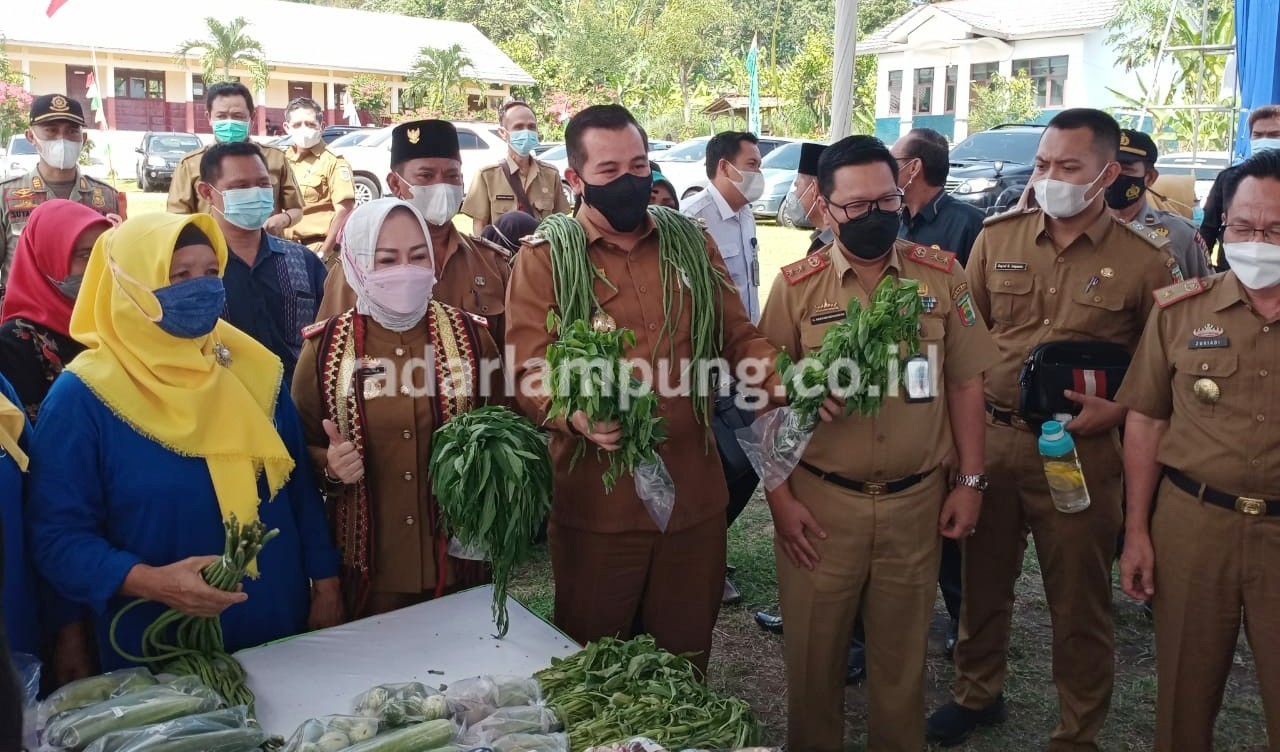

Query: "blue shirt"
(899, 189), (986, 267)
(221, 233), (327, 383)
(25, 373), (339, 670)
(0, 374), (39, 656)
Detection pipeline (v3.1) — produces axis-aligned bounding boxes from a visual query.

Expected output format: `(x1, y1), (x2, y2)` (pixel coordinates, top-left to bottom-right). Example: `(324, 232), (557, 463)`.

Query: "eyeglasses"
(826, 190), (905, 222)
(1223, 223), (1280, 244)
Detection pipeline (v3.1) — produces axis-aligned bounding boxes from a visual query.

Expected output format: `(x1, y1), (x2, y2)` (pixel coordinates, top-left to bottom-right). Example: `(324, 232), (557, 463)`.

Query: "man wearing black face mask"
(506, 104), (788, 674)
(1106, 129), (1212, 279)
(756, 135), (998, 752)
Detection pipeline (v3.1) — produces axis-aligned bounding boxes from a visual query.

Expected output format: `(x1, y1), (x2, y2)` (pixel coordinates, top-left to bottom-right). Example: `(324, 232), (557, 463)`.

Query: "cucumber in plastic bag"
(82, 706), (264, 752)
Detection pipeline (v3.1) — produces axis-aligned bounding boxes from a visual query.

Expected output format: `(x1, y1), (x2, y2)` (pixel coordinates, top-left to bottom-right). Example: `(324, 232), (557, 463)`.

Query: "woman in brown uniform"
(291, 198), (504, 619)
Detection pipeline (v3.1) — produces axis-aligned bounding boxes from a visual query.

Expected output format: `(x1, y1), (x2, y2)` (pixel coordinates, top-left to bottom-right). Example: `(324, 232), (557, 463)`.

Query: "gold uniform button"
(405, 515), (415, 525)
(403, 471), (414, 480)
(1043, 318), (1051, 326)
(1264, 326), (1271, 333)
(395, 347), (406, 356)
(402, 430), (412, 439)
(1201, 363), (1210, 371)
(1049, 287), (1057, 294)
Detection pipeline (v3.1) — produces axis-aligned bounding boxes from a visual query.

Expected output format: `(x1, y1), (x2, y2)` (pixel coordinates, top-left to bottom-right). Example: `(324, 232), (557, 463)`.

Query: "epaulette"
(781, 250), (829, 285)
(904, 243), (956, 273)
(982, 207), (1036, 227)
(472, 235), (512, 259)
(301, 319), (329, 339)
(520, 234), (548, 247)
(1153, 277), (1210, 308)
(466, 311), (489, 328)
(1117, 216), (1171, 249)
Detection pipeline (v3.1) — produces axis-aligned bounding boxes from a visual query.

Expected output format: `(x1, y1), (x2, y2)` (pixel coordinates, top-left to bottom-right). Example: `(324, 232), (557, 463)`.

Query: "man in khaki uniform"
(0, 94), (122, 293)
(1117, 149), (1280, 751)
(462, 99), (570, 235)
(315, 120), (511, 349)
(1105, 129), (1212, 279)
(927, 109), (1181, 750)
(168, 82), (302, 235)
(280, 97), (355, 265)
(758, 135), (997, 752)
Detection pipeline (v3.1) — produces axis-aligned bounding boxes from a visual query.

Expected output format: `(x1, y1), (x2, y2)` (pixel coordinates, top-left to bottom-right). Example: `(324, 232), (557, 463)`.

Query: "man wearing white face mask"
(463, 99), (571, 235)
(316, 119), (511, 349)
(282, 97), (356, 265)
(0, 94), (121, 296)
(927, 109), (1182, 750)
(1116, 148), (1280, 752)
(681, 131), (764, 322)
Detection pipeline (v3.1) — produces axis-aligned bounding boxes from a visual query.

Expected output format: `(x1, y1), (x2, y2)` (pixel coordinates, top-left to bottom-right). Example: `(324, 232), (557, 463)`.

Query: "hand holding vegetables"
(323, 419), (364, 484)
(120, 556), (247, 618)
(569, 412), (622, 452)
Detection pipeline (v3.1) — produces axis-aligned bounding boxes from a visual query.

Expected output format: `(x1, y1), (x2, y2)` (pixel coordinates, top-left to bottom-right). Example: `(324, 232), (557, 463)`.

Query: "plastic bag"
(354, 682), (449, 728)
(492, 732), (570, 752)
(282, 714), (381, 752)
(43, 685), (222, 750)
(82, 705), (264, 752)
(38, 667), (157, 729)
(12, 652), (41, 749)
(492, 676), (541, 708)
(448, 536), (489, 561)
(634, 456), (676, 531)
(445, 675), (540, 726)
(458, 705), (561, 746)
(735, 406), (817, 492)
(585, 739), (668, 752)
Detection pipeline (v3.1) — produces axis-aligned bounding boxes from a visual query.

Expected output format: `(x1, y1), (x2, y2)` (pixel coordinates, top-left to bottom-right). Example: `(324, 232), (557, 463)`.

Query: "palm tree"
(406, 44), (474, 115)
(176, 17), (270, 94)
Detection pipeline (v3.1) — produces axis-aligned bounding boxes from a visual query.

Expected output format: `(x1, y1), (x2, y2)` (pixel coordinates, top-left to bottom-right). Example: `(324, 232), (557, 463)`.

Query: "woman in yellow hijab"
(25, 213), (342, 672)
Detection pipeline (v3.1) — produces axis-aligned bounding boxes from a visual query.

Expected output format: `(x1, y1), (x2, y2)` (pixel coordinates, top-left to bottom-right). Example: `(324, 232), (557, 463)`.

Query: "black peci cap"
(390, 120), (461, 168)
(798, 142), (826, 178)
(30, 94), (86, 127)
(1118, 129), (1158, 165)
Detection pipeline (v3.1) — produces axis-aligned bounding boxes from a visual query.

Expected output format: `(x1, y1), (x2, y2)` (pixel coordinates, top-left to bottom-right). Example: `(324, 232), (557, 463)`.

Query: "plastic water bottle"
(1039, 420), (1091, 513)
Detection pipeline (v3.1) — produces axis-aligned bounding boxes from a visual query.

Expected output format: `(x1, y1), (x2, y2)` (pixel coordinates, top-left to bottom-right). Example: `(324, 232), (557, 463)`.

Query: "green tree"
(781, 28), (833, 131)
(175, 16), (270, 93)
(968, 72), (1041, 132)
(406, 43), (475, 115)
(650, 0), (733, 124)
(0, 41), (32, 145)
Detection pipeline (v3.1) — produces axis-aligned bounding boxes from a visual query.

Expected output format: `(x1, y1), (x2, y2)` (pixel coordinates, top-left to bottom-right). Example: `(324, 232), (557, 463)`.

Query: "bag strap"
(500, 162), (533, 214)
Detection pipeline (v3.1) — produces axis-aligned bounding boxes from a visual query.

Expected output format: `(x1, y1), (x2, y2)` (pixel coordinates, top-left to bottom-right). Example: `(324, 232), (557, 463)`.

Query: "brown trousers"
(548, 515), (726, 674)
(1151, 476), (1280, 751)
(952, 418), (1123, 751)
(779, 467), (944, 752)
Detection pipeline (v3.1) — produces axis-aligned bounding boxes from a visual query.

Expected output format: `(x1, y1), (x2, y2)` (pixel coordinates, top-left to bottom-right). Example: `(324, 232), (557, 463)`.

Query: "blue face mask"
(212, 119), (250, 143)
(508, 129), (539, 158)
(153, 277), (226, 339)
(1252, 137), (1280, 155)
(214, 186), (275, 231)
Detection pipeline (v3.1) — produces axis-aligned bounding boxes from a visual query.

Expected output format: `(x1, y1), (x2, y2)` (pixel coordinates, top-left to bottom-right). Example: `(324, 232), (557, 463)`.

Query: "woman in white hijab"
(291, 198), (504, 619)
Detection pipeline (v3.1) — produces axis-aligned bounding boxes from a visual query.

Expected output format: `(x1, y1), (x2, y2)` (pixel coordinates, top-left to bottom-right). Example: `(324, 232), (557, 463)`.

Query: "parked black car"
(134, 132), (203, 192)
(946, 123), (1045, 215)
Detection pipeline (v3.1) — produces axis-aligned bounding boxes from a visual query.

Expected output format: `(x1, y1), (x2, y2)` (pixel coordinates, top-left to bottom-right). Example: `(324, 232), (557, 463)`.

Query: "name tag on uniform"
(994, 262), (1028, 271)
(1189, 323), (1229, 349)
(496, 194), (515, 201)
(811, 309), (846, 325)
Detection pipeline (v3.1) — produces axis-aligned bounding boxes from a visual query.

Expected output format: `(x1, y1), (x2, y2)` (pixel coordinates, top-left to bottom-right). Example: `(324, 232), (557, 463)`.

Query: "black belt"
(985, 403), (1041, 432)
(798, 460), (932, 496)
(1166, 468), (1280, 517)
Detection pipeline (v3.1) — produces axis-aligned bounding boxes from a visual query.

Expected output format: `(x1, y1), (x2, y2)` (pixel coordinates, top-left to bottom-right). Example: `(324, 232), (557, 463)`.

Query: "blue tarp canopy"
(1233, 0), (1280, 160)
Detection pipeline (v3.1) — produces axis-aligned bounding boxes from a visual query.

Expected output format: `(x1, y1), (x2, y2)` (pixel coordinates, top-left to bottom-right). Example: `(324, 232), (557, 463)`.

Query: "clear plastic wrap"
(444, 675), (541, 726)
(282, 714), (381, 752)
(81, 705), (264, 752)
(491, 732), (570, 752)
(13, 652), (41, 748)
(458, 705), (561, 746)
(38, 668), (158, 729)
(735, 406), (817, 492)
(634, 457), (676, 531)
(447, 536), (489, 561)
(43, 684), (222, 750)
(353, 682), (449, 728)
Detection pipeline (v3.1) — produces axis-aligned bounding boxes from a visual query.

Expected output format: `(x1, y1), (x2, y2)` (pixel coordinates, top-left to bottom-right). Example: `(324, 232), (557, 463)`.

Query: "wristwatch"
(955, 473), (989, 492)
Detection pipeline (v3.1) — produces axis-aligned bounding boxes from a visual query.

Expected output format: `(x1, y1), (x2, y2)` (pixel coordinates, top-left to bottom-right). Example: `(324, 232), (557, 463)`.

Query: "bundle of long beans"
(110, 515), (277, 710)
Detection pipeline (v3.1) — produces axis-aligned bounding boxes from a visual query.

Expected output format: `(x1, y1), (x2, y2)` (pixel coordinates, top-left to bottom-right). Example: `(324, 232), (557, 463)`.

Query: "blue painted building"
(859, 0), (1149, 145)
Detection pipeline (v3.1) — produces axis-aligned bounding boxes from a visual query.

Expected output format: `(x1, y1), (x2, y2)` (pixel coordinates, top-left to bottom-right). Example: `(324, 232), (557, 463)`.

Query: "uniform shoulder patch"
(781, 251), (829, 285)
(982, 207), (1035, 227)
(1153, 278), (1210, 308)
(520, 234), (548, 247)
(905, 244), (956, 273)
(1117, 216), (1171, 249)
(473, 235), (513, 258)
(301, 319), (330, 339)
